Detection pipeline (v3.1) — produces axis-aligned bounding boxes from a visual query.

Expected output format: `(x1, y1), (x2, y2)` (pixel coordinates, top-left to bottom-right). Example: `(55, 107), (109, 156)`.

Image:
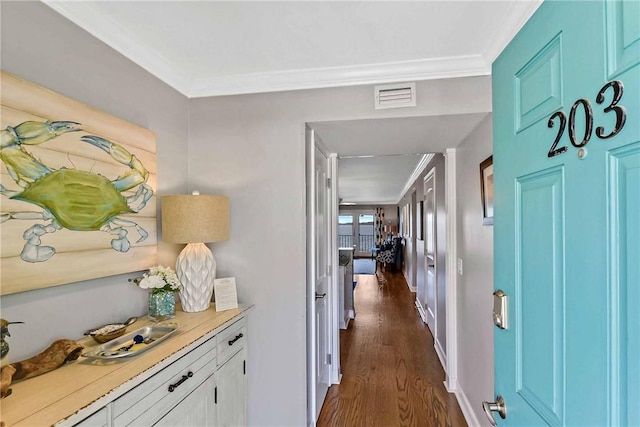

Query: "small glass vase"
(148, 290), (176, 322)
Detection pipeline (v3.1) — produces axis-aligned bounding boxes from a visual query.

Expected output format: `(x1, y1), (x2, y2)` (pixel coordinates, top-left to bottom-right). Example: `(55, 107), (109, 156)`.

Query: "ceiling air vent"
(374, 82), (416, 110)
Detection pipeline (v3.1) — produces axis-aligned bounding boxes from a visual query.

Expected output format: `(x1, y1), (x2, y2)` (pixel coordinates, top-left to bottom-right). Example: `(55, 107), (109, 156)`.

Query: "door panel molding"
(605, 0), (640, 78)
(515, 167), (565, 426)
(515, 32), (564, 133)
(607, 142), (640, 426)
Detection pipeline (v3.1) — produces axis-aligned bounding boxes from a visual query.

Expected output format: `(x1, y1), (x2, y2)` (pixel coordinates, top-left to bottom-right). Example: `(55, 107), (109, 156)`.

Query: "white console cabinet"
(216, 347), (247, 427)
(152, 338), (247, 427)
(338, 247), (355, 329)
(0, 305), (252, 427)
(154, 372), (217, 427)
(152, 346), (247, 427)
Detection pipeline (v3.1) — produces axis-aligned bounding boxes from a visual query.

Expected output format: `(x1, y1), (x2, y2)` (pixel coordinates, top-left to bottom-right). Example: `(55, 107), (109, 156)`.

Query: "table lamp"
(161, 192), (229, 312)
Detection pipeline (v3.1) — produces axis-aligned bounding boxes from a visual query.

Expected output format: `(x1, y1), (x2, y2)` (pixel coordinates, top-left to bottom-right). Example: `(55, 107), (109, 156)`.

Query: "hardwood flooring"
(317, 270), (467, 427)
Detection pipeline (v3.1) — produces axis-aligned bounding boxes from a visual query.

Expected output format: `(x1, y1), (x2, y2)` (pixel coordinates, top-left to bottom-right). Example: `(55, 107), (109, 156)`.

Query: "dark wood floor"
(317, 269), (467, 427)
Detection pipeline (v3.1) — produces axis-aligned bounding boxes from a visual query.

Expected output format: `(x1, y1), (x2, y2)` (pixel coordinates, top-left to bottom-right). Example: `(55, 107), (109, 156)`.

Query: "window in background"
(338, 215), (354, 248)
(358, 214), (374, 252)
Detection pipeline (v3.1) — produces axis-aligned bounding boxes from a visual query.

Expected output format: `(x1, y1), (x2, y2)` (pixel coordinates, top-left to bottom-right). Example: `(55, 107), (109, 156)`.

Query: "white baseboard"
(455, 383), (483, 427)
(333, 373), (342, 385)
(343, 315), (351, 329)
(342, 309), (354, 329)
(435, 338), (447, 372)
(427, 306), (436, 331)
(402, 269), (417, 292)
(415, 300), (427, 323)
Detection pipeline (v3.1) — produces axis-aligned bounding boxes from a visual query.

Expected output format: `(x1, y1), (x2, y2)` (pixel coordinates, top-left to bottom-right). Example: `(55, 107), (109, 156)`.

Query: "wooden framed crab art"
(0, 71), (157, 295)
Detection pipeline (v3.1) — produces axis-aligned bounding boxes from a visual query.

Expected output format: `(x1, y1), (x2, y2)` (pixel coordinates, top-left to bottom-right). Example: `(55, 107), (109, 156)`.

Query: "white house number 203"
(547, 80), (627, 158)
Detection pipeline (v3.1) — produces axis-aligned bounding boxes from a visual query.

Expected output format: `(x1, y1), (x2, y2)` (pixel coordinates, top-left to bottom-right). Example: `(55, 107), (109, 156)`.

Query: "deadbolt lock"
(493, 290), (508, 329)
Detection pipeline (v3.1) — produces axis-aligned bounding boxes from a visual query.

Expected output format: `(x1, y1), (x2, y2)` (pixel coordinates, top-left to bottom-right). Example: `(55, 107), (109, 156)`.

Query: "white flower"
(139, 275), (165, 289)
(131, 265), (181, 293)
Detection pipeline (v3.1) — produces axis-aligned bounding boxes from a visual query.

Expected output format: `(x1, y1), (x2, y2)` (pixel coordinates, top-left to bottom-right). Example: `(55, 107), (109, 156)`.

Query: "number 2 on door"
(547, 80), (627, 158)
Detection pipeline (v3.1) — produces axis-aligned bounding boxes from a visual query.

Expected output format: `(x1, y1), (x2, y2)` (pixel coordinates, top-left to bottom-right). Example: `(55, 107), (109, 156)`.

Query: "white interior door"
(409, 192), (418, 288)
(306, 127), (331, 424)
(423, 169), (437, 334)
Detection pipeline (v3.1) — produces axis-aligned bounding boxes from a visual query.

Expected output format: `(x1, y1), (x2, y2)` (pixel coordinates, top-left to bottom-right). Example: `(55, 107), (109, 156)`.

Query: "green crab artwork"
(0, 120), (153, 263)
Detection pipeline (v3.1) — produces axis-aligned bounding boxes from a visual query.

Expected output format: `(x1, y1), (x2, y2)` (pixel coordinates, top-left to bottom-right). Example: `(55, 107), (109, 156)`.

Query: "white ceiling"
(336, 154), (426, 205)
(310, 113), (489, 157)
(43, 0), (540, 205)
(44, 0), (540, 98)
(310, 113), (489, 204)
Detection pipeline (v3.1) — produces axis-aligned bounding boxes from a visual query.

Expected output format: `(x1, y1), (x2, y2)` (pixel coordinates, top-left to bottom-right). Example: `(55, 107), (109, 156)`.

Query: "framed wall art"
(0, 71), (157, 294)
(480, 155), (494, 226)
(416, 200), (424, 240)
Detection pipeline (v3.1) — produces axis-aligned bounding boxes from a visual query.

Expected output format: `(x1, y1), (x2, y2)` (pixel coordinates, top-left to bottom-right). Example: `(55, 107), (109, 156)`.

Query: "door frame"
(329, 154), (340, 385)
(444, 148), (458, 391)
(305, 140), (460, 422)
(305, 126), (339, 426)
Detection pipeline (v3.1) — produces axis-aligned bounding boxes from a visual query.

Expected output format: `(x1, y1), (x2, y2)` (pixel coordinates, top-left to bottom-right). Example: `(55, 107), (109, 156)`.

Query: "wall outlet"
(457, 258), (463, 275)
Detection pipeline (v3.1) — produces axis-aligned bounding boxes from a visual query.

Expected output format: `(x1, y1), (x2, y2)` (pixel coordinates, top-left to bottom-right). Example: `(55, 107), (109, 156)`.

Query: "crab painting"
(0, 120), (153, 263)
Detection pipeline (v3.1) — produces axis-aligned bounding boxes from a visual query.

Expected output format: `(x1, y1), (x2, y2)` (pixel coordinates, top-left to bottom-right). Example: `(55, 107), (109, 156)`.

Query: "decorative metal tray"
(81, 325), (178, 359)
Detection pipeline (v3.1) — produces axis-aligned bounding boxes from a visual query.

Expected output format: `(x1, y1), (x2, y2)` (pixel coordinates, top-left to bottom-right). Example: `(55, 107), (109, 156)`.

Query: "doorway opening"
(306, 117), (464, 426)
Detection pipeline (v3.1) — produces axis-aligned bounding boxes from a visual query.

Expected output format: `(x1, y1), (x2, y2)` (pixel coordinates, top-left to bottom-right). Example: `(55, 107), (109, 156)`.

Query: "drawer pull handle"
(168, 371), (193, 392)
(228, 333), (244, 346)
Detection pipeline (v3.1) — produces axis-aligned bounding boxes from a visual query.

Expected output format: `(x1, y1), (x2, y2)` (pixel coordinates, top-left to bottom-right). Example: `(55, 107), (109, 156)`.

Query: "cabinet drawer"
(216, 319), (246, 366)
(112, 336), (217, 426)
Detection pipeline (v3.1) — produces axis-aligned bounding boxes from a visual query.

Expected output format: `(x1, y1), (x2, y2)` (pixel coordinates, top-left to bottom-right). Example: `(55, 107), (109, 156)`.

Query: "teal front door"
(492, 0), (639, 425)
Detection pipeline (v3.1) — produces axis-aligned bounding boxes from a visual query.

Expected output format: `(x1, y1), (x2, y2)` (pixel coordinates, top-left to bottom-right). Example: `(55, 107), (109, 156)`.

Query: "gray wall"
(1, 3), (493, 425)
(189, 79), (490, 425)
(455, 115), (494, 426)
(0, 2), (189, 361)
(398, 154), (446, 351)
(396, 118), (494, 426)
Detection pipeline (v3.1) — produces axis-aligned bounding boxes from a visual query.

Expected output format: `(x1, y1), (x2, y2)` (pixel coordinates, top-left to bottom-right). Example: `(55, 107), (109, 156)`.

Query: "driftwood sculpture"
(0, 339), (83, 398)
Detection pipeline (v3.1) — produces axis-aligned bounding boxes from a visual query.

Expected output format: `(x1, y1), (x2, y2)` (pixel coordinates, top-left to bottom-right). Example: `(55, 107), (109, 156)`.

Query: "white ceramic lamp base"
(176, 242), (216, 312)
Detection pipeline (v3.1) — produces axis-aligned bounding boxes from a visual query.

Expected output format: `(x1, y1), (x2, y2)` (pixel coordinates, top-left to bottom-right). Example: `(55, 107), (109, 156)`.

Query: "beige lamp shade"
(161, 194), (229, 244)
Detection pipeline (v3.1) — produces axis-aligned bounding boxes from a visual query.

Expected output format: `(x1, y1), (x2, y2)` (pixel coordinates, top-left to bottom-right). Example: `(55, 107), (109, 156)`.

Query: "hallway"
(317, 270), (467, 427)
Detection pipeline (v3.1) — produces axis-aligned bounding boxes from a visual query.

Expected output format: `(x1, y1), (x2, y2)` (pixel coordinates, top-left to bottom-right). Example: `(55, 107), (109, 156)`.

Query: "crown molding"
(396, 153), (435, 204)
(483, 0), (543, 64)
(43, 0), (491, 98)
(43, 0), (192, 95)
(188, 56), (490, 98)
(341, 200), (401, 206)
